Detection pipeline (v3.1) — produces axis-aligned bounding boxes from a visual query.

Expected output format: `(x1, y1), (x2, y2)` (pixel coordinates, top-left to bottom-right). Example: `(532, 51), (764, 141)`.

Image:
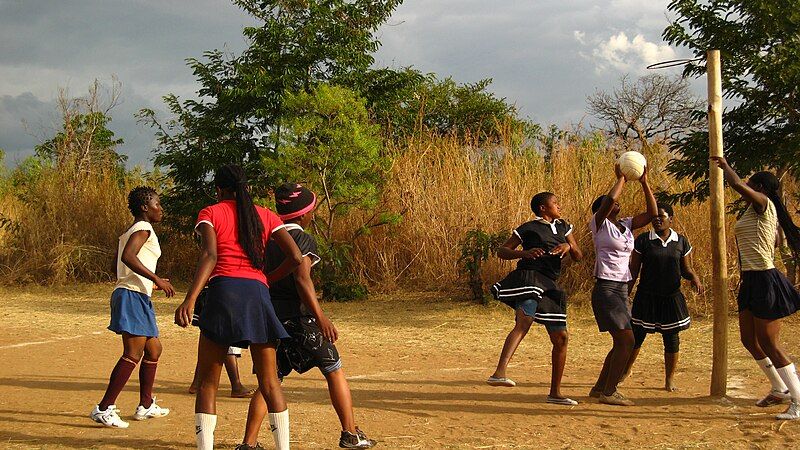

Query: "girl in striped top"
(712, 156), (800, 420)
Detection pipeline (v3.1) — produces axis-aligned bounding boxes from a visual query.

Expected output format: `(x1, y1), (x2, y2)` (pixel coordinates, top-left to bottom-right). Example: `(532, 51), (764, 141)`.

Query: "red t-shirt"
(195, 200), (285, 285)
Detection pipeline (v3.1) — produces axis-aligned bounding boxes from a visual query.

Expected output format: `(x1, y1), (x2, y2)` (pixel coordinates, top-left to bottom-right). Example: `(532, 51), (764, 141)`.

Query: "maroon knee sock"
(99, 356), (138, 410)
(139, 358), (158, 408)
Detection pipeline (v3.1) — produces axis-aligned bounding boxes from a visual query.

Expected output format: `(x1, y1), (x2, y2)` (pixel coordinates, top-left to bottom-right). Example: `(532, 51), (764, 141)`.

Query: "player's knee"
(616, 333), (635, 350)
(145, 341), (163, 360)
(515, 314), (534, 330)
(549, 330), (568, 347)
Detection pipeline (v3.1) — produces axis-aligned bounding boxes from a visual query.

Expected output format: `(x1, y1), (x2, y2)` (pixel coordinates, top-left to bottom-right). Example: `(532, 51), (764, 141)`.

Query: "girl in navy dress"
(625, 203), (703, 392)
(711, 157), (800, 420)
(487, 192), (583, 406)
(174, 165), (303, 449)
(90, 187), (175, 428)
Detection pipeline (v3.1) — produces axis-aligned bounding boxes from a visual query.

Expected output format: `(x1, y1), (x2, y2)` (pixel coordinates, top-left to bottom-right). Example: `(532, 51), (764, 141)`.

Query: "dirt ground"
(0, 284), (798, 449)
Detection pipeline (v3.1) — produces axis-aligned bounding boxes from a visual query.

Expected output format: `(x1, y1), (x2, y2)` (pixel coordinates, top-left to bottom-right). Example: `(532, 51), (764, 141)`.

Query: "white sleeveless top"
(115, 221), (161, 296)
(734, 200), (777, 272)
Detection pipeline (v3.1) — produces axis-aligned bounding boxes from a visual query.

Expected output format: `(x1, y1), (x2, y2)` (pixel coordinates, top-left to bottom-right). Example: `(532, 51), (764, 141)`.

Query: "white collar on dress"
(649, 228), (678, 247)
(534, 217), (562, 234)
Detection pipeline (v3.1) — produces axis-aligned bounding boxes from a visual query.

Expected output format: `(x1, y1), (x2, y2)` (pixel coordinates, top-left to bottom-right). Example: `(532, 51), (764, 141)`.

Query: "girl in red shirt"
(175, 165), (302, 450)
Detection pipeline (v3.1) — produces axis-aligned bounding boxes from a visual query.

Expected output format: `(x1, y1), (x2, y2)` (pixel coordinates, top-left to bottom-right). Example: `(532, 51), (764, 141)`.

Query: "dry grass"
(345, 134), (755, 316)
(2, 131), (797, 317)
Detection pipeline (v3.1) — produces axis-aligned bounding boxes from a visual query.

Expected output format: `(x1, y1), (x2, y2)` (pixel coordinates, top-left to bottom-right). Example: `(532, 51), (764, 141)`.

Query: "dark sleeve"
(296, 232), (321, 266)
(633, 233), (648, 255)
(680, 234), (693, 257)
(560, 220), (574, 238)
(512, 223), (527, 242)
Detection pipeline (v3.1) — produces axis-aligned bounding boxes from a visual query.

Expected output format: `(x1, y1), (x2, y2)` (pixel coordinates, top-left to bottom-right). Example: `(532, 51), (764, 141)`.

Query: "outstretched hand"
(549, 243), (571, 258)
(709, 156), (728, 168)
(614, 163), (627, 181)
(523, 248), (546, 259)
(154, 277), (175, 297)
(317, 315), (338, 343)
(692, 279), (704, 295)
(174, 300), (194, 328)
(638, 164), (648, 184)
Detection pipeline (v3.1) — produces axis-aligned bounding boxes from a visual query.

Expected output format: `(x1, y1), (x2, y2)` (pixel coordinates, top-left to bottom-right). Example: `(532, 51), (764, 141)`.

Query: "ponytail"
(751, 171), (800, 260)
(214, 165), (265, 269)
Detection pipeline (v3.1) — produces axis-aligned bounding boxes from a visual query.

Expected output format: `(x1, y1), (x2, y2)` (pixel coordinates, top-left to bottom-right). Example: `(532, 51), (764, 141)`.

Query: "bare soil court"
(0, 285), (798, 449)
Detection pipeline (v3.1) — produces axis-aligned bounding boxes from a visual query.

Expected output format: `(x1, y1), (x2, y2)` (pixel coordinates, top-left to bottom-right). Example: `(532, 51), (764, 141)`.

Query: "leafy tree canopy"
(663, 0), (800, 203)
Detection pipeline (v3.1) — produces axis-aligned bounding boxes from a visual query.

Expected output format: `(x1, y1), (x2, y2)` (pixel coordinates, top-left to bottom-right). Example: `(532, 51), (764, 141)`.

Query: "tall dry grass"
(345, 133), (754, 316)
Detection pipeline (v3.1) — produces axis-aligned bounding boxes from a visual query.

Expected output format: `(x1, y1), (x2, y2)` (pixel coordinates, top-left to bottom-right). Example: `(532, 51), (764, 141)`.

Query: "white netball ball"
(618, 151), (647, 180)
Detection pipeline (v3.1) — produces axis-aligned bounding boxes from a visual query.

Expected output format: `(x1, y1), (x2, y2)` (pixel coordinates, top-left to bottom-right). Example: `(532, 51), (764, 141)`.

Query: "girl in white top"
(712, 157), (800, 420)
(90, 187), (176, 428)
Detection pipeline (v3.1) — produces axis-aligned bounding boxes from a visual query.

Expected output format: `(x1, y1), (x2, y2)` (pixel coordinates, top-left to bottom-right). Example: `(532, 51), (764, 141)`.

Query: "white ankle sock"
(268, 409), (290, 450)
(757, 357), (789, 392)
(195, 413), (217, 450)
(776, 364), (800, 402)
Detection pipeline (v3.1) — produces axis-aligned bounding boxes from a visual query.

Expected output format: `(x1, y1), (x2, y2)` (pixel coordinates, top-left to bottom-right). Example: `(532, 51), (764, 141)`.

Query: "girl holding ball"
(588, 161), (657, 406)
(711, 156), (800, 420)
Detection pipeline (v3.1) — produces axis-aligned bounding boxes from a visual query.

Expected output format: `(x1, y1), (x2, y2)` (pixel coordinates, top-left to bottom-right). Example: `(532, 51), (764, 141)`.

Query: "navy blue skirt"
(738, 269), (800, 320)
(198, 276), (289, 348)
(108, 288), (159, 337)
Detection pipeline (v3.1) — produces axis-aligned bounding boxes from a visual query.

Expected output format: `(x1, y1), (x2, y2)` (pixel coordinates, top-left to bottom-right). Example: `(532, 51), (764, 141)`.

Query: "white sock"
(268, 409), (290, 450)
(195, 413), (217, 450)
(776, 364), (800, 403)
(757, 357), (789, 392)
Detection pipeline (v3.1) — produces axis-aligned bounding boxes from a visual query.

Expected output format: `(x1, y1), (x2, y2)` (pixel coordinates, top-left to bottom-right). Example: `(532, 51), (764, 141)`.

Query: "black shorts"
(274, 316), (341, 378)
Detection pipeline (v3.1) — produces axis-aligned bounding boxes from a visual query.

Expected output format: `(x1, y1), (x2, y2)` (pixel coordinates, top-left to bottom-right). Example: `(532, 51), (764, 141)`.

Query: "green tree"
(138, 0), (405, 225)
(662, 0), (800, 203)
(264, 84), (396, 300)
(367, 73), (532, 144)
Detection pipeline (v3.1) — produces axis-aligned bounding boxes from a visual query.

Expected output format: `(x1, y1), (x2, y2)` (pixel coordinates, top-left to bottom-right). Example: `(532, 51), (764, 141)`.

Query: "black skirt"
(490, 269), (567, 328)
(631, 290), (690, 333)
(591, 279), (631, 332)
(738, 269), (800, 320)
(198, 276), (289, 348)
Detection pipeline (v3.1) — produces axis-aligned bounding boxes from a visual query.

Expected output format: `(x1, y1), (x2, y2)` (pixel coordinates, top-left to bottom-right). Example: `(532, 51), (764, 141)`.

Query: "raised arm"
(631, 166), (658, 230)
(710, 156), (768, 213)
(594, 164), (626, 230)
(175, 223), (217, 327)
(121, 229), (175, 297)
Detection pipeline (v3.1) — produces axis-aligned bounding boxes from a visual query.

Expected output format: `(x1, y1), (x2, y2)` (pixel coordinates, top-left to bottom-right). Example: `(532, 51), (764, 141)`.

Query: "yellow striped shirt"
(734, 200), (778, 271)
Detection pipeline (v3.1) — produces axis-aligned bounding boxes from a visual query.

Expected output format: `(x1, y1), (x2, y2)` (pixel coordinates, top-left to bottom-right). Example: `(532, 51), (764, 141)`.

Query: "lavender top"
(589, 215), (635, 282)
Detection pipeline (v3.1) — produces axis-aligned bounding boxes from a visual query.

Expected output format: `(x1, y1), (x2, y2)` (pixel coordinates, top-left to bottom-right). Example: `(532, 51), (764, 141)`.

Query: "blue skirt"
(108, 288), (159, 337)
(198, 276), (289, 348)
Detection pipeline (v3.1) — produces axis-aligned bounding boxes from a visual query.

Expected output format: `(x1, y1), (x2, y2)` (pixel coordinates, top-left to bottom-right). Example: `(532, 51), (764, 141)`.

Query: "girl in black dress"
(624, 204), (703, 392)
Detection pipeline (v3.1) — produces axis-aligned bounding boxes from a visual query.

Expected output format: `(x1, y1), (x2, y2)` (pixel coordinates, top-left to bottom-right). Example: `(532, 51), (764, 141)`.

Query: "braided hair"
(750, 171), (800, 259)
(214, 165), (265, 270)
(127, 186), (157, 217)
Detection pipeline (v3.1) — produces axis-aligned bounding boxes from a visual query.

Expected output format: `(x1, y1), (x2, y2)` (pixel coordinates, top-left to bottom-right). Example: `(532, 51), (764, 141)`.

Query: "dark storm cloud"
(0, 1), (694, 167)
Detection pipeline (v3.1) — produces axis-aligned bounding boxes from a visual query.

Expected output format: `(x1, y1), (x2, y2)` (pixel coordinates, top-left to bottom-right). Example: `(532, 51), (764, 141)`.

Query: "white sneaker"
(777, 401), (800, 420)
(90, 404), (129, 428)
(134, 397), (170, 420)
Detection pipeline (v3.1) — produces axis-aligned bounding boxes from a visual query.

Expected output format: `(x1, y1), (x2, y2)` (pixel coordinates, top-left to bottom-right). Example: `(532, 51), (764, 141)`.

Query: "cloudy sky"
(0, 0), (694, 167)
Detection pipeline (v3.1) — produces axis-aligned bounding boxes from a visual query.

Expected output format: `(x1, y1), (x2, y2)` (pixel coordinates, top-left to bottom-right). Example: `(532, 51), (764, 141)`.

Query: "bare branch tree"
(587, 74), (704, 149)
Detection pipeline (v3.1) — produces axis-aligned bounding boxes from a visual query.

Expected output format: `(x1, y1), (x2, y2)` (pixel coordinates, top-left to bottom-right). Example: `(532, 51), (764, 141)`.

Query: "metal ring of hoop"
(646, 57), (703, 70)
